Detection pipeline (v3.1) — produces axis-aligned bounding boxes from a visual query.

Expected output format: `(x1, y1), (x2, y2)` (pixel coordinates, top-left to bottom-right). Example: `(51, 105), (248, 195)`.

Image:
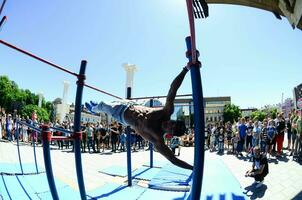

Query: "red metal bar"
(0, 39), (78, 77)
(84, 83), (123, 100)
(186, 0), (197, 64)
(130, 94), (192, 100)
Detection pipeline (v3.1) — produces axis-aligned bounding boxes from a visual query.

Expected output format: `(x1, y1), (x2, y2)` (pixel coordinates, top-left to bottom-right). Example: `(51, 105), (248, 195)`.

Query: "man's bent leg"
(92, 102), (129, 125)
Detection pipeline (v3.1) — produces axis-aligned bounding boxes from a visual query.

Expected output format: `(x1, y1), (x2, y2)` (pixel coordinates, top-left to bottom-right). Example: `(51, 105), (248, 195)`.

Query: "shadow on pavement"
(267, 158), (278, 164)
(276, 155), (289, 163)
(236, 155), (250, 162)
(244, 184), (267, 200)
(100, 152), (113, 155)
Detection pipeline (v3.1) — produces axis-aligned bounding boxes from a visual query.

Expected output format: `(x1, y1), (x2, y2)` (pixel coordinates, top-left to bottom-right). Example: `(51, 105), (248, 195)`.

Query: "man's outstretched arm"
(154, 140), (193, 170)
(164, 68), (189, 115)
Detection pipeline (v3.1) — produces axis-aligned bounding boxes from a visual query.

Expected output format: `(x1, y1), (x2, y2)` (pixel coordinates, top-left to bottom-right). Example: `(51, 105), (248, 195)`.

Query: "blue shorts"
(93, 101), (130, 126)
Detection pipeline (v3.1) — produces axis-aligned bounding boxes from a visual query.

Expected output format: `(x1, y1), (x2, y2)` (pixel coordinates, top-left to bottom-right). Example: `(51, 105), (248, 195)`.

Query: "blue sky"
(0, 0), (301, 108)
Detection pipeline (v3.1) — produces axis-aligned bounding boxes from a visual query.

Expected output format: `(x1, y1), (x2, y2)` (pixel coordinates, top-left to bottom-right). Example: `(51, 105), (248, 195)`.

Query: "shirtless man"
(86, 66), (193, 170)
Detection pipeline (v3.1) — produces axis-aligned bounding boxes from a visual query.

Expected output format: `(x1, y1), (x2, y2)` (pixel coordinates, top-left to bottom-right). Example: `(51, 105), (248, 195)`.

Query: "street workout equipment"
(185, 0), (208, 199)
(0, 0), (210, 199)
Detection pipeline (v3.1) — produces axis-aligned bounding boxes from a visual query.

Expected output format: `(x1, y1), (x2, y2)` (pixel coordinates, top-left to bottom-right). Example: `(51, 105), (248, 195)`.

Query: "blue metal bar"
(74, 60), (87, 199)
(17, 120), (41, 133)
(32, 121), (74, 136)
(49, 126), (73, 135)
(32, 128), (39, 174)
(126, 86), (132, 186)
(16, 120), (40, 173)
(186, 36), (205, 200)
(126, 126), (132, 186)
(16, 123), (24, 175)
(42, 125), (59, 200)
(149, 99), (154, 168)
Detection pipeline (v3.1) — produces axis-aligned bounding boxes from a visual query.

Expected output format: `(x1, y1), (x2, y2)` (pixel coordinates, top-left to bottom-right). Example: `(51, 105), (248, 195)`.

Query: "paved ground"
(0, 140), (301, 200)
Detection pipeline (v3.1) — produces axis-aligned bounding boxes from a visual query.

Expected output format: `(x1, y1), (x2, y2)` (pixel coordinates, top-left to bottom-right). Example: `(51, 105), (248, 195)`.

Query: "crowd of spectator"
(205, 110), (302, 161)
(1, 109), (301, 161)
(0, 111), (151, 154)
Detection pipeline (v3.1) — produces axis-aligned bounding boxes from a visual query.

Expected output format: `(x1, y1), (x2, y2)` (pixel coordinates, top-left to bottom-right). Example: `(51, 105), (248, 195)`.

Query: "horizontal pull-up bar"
(84, 83), (123, 100)
(130, 94), (192, 100)
(0, 39), (78, 77)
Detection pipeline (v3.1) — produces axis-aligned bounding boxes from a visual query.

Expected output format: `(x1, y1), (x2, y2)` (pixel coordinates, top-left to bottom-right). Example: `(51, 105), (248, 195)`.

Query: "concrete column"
(60, 81), (70, 123)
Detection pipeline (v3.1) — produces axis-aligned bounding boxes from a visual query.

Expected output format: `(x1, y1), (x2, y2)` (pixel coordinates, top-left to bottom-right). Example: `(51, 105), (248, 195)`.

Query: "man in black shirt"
(245, 146), (269, 188)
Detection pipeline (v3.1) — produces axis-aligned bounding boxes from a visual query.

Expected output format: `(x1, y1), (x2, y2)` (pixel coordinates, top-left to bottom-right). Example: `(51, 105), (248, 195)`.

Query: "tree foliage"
(0, 76), (53, 121)
(223, 104), (242, 123)
(262, 107), (278, 119)
(20, 104), (49, 122)
(251, 107), (278, 121)
(250, 110), (267, 121)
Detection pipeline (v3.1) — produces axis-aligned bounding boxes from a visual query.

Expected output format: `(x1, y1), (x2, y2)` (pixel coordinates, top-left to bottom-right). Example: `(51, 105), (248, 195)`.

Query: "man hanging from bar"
(86, 65), (196, 170)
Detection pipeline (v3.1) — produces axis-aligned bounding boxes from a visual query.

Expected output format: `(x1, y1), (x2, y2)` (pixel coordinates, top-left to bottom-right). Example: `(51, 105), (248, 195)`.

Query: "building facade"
(53, 102), (105, 124)
(174, 96), (231, 126)
(241, 108), (257, 118)
(204, 97), (231, 125)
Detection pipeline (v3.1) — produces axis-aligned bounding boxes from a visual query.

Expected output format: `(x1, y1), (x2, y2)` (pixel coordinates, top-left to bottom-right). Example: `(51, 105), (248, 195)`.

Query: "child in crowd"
(210, 131), (216, 152)
(119, 129), (126, 152)
(218, 128), (225, 154)
(226, 122), (233, 153)
(253, 121), (261, 147)
(267, 120), (276, 157)
(232, 132), (239, 155)
(260, 120), (268, 154)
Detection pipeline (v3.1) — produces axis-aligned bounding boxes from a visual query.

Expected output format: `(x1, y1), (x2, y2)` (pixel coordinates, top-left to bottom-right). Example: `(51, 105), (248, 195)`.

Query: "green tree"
(0, 76), (20, 112)
(251, 110), (267, 121)
(21, 104), (49, 122)
(263, 108), (278, 119)
(45, 101), (54, 122)
(0, 76), (54, 120)
(223, 104), (242, 123)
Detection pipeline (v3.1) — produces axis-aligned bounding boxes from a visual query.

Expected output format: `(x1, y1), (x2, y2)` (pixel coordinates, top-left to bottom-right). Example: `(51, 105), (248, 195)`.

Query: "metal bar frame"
(73, 61), (87, 199)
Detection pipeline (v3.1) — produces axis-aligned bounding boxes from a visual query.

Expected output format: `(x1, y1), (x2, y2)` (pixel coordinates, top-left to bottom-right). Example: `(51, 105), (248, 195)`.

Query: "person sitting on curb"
(245, 146), (269, 188)
(86, 65), (196, 170)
